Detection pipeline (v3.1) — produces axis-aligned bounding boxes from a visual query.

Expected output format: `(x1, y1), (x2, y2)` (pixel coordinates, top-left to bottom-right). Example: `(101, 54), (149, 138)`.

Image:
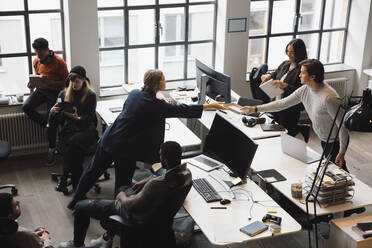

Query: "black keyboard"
(192, 178), (222, 203)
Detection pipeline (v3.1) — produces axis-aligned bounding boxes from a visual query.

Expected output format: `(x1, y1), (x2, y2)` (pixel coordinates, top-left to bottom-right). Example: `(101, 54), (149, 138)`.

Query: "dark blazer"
(271, 61), (303, 112)
(101, 88), (203, 163)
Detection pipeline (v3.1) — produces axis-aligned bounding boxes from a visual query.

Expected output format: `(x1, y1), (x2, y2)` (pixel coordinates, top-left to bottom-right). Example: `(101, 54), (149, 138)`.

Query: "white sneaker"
(89, 235), (113, 248)
(58, 240), (85, 248)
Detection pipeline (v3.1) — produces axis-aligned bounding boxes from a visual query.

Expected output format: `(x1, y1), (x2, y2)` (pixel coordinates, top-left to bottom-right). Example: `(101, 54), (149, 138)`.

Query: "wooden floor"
(1, 130), (371, 248)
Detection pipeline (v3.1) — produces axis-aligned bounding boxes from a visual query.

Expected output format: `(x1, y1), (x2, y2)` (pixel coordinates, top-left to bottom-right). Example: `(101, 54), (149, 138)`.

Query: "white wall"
(344, 0), (372, 95)
(215, 0), (251, 98)
(64, 0), (100, 95)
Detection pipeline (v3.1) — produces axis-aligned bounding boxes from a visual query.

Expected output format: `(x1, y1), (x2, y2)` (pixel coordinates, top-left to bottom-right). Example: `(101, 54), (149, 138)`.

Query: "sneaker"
(46, 148), (56, 166)
(58, 240), (85, 248)
(90, 235), (113, 248)
(55, 180), (68, 194)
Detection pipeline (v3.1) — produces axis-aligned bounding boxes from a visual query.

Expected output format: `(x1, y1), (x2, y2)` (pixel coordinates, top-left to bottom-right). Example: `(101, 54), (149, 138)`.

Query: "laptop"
(281, 133), (321, 164)
(187, 154), (223, 172)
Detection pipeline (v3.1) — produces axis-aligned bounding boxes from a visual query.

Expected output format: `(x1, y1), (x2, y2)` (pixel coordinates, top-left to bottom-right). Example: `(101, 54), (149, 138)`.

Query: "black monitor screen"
(204, 114), (258, 180)
(206, 76), (230, 103)
(195, 59), (231, 103)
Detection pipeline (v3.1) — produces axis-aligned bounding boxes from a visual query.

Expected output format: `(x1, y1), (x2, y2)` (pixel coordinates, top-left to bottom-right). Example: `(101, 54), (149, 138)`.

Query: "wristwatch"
(254, 106), (258, 113)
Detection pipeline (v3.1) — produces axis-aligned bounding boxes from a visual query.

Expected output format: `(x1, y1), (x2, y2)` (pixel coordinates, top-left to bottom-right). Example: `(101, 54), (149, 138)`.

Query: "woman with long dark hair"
(260, 38), (309, 141)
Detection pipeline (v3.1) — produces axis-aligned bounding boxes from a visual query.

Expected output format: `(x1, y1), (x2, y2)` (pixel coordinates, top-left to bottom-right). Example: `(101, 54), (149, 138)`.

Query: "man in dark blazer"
(68, 69), (226, 209)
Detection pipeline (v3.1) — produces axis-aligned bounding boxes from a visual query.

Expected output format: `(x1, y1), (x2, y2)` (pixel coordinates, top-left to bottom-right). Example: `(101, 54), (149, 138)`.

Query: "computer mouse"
(220, 199), (231, 205)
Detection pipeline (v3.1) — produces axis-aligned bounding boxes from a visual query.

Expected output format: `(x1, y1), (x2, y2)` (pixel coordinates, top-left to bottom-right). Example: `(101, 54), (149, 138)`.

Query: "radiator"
(324, 77), (349, 103)
(0, 112), (48, 156)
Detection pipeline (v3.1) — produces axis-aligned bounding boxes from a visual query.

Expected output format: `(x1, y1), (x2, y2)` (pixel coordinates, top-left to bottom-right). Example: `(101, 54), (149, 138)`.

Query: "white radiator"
(0, 112), (48, 156)
(325, 77), (349, 104)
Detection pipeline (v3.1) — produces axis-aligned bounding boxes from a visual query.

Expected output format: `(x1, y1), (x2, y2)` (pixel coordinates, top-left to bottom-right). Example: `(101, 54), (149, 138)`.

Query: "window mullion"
(294, 0), (300, 39)
(156, 2), (160, 69)
(184, 1), (189, 79)
(265, 0), (274, 64)
(317, 0), (326, 60)
(124, 0), (129, 82)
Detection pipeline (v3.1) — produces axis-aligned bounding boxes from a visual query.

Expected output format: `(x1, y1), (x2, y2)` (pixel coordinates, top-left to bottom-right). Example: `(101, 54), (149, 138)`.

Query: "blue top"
(100, 88), (203, 163)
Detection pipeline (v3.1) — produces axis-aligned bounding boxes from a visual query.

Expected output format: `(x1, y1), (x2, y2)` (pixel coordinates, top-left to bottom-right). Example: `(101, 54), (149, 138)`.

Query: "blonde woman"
(48, 66), (98, 193)
(68, 69), (227, 210)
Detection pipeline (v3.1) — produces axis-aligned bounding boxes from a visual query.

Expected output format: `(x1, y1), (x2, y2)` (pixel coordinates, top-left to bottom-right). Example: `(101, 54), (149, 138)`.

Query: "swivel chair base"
(0, 184), (18, 196)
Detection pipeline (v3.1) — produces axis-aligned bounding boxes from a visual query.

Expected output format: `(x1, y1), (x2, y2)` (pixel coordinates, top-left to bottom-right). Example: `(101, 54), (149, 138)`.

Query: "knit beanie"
(70, 65), (87, 80)
(0, 193), (13, 218)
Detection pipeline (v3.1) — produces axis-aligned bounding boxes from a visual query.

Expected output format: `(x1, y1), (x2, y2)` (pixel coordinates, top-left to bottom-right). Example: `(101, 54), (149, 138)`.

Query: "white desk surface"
(200, 110), (283, 140)
(96, 98), (201, 151)
(252, 137), (372, 216)
(183, 163), (301, 246)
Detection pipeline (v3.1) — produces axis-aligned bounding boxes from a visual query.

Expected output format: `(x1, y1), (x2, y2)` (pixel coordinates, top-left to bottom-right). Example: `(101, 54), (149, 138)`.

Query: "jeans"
(320, 140), (349, 172)
(69, 141), (136, 209)
(22, 88), (59, 127)
(73, 199), (120, 246)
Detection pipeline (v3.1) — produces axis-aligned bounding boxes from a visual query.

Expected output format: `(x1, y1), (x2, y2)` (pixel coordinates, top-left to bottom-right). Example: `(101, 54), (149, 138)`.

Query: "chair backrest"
(0, 140), (11, 161)
(146, 182), (192, 228)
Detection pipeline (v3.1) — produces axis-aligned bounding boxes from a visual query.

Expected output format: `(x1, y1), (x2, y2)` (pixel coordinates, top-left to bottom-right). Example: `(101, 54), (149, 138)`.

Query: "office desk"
(199, 110), (283, 140)
(184, 163), (301, 246)
(96, 98), (202, 156)
(252, 137), (372, 216)
(183, 163), (301, 246)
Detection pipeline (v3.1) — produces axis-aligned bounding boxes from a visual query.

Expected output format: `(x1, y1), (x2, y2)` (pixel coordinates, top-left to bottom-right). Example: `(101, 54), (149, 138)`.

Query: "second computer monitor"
(204, 113), (258, 180)
(195, 59), (231, 103)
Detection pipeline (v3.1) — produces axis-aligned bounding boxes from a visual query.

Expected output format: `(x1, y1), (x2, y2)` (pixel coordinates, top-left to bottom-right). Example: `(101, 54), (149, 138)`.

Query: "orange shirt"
(33, 53), (69, 91)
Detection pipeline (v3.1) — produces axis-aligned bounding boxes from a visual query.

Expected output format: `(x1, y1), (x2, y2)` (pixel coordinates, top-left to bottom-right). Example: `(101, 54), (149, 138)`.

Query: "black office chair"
(0, 140), (17, 196)
(51, 143), (110, 195)
(100, 182), (192, 248)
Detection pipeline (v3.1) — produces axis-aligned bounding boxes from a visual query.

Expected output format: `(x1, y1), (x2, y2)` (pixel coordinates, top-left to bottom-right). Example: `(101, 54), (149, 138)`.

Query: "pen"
(210, 206), (227, 209)
(218, 110), (227, 114)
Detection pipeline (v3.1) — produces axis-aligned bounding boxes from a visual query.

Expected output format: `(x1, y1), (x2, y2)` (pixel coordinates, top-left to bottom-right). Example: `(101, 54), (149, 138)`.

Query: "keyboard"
(192, 178), (222, 203)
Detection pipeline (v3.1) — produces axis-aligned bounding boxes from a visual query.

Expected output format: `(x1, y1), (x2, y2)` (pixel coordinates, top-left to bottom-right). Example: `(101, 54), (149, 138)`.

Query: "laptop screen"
(204, 114), (258, 179)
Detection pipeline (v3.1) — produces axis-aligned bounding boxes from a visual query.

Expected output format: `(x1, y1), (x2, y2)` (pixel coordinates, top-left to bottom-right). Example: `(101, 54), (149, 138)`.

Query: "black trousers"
(271, 109), (301, 137)
(73, 199), (120, 246)
(70, 141), (136, 208)
(22, 88), (59, 127)
(321, 140), (349, 172)
(48, 116), (98, 189)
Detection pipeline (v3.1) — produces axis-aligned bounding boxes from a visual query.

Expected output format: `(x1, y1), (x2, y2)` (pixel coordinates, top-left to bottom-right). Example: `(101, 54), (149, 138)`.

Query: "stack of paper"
(259, 79), (284, 98)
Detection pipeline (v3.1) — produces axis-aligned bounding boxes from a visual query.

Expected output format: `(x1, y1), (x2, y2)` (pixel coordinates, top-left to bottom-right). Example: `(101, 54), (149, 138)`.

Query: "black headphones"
(0, 218), (18, 236)
(39, 50), (54, 65)
(242, 116), (266, 127)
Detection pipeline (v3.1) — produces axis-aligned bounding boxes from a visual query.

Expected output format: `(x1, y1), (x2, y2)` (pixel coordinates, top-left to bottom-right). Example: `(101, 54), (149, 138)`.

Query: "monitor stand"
(208, 170), (236, 199)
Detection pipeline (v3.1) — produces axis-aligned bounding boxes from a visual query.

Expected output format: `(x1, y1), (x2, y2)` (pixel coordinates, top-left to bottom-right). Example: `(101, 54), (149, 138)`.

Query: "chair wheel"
(11, 187), (18, 196)
(104, 172), (110, 179)
(94, 185), (101, 194)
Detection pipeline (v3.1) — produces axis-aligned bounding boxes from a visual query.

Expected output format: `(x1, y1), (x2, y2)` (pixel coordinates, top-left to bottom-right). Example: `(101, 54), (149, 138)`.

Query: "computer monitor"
(195, 59), (231, 103)
(204, 113), (258, 180)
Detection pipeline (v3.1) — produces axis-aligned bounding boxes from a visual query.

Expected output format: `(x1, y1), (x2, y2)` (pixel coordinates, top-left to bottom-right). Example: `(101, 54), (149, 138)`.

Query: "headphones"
(242, 116), (266, 127)
(0, 218), (18, 236)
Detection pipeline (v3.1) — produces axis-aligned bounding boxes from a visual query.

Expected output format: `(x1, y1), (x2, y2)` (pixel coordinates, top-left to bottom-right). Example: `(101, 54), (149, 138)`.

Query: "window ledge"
(324, 64), (355, 73)
(246, 63), (356, 81)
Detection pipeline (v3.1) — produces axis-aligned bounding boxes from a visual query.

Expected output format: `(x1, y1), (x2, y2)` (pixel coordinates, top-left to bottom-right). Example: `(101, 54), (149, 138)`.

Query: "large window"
(247, 0), (351, 71)
(97, 0), (217, 87)
(0, 0), (65, 95)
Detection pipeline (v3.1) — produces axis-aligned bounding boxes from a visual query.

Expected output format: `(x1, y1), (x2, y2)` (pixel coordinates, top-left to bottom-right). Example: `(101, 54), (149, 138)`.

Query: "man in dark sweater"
(58, 141), (192, 248)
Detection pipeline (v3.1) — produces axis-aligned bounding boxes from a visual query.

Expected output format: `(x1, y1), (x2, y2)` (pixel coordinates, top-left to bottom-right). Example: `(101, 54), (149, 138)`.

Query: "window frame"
(0, 0), (66, 90)
(248, 0), (352, 70)
(98, 0), (217, 88)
